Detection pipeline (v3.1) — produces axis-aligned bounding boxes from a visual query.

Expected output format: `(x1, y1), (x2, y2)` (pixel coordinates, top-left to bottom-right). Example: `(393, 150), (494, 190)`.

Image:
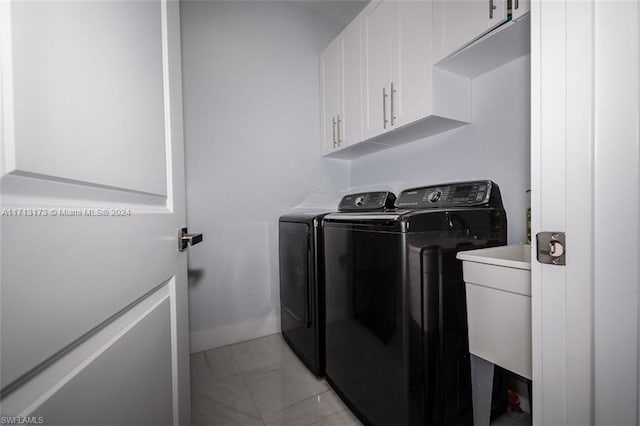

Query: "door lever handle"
(178, 227), (203, 251)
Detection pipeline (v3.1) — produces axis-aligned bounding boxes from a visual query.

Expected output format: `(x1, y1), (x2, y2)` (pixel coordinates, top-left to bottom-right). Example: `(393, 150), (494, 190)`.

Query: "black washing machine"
(279, 192), (396, 377)
(322, 181), (507, 425)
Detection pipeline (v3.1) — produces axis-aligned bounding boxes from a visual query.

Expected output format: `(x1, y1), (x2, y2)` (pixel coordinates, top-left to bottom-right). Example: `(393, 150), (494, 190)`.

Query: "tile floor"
(190, 332), (531, 426)
(190, 333), (361, 426)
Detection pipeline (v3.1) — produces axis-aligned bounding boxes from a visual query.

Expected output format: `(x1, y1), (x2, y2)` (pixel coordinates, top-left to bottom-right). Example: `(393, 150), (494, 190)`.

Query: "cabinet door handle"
(337, 114), (343, 144)
(332, 116), (337, 148)
(383, 87), (389, 129)
(515, 0), (519, 9)
(390, 82), (396, 126)
(489, 0), (497, 19)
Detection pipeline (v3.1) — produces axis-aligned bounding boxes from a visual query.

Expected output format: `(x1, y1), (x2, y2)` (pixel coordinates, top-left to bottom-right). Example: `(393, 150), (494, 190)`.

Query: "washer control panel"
(396, 181), (495, 208)
(339, 191), (396, 212)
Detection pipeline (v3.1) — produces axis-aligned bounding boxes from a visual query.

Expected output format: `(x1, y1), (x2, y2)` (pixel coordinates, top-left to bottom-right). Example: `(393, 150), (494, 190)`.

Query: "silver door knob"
(178, 227), (203, 251)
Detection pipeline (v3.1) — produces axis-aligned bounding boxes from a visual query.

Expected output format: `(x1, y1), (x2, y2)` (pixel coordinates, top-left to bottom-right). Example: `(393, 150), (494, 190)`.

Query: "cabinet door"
(339, 17), (363, 148)
(362, 0), (394, 140)
(433, 0), (508, 63)
(321, 39), (339, 153)
(511, 0), (529, 21)
(394, 0), (432, 128)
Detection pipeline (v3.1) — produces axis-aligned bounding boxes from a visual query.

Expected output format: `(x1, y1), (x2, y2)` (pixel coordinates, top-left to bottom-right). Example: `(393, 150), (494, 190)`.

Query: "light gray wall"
(180, 1), (351, 352)
(351, 55), (531, 244)
(182, 2), (530, 352)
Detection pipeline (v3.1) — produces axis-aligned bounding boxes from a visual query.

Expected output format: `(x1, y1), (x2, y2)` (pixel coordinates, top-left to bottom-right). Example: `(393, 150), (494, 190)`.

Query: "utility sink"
(457, 245), (532, 379)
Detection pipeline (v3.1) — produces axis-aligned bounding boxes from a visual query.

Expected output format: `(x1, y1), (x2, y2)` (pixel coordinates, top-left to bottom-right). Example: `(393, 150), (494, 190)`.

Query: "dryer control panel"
(338, 191), (396, 211)
(396, 181), (501, 209)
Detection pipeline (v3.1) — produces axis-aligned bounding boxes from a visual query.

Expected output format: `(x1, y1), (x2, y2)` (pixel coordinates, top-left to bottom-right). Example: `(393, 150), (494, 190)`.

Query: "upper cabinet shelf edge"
(433, 0), (530, 79)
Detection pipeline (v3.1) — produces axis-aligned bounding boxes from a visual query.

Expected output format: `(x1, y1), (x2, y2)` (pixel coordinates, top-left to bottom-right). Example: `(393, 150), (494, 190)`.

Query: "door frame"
(531, 0), (640, 424)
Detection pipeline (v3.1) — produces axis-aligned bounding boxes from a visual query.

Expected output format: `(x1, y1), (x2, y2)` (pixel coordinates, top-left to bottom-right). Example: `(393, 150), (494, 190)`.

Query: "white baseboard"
(189, 313), (280, 353)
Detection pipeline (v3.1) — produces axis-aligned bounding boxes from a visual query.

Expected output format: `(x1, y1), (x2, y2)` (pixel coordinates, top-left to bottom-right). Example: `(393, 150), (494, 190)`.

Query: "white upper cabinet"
(320, 38), (340, 153)
(339, 17), (363, 149)
(321, 17), (363, 155)
(320, 0), (530, 158)
(321, 0), (534, 159)
(433, 0), (508, 64)
(359, 0), (470, 148)
(394, 0), (435, 128)
(362, 0), (394, 139)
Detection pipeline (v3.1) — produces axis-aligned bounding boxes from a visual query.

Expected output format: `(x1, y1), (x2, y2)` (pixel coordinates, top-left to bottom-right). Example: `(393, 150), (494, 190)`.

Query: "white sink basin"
(458, 244), (531, 268)
(457, 245), (532, 379)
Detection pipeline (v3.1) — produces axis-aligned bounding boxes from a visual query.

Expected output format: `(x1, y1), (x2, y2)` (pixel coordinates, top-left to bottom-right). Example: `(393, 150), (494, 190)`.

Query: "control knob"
(428, 191), (442, 203)
(355, 196), (365, 207)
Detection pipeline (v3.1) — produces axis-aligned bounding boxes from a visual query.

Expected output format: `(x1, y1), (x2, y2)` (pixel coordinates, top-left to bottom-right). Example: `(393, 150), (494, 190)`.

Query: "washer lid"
(323, 211), (410, 222)
(324, 207), (506, 235)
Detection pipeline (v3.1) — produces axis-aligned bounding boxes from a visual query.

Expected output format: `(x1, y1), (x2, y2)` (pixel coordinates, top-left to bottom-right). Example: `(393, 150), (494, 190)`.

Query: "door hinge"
(536, 232), (565, 265)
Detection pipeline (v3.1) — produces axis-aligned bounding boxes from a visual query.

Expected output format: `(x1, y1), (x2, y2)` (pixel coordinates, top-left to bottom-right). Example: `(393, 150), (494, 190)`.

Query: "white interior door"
(532, 0), (640, 424)
(0, 1), (191, 424)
